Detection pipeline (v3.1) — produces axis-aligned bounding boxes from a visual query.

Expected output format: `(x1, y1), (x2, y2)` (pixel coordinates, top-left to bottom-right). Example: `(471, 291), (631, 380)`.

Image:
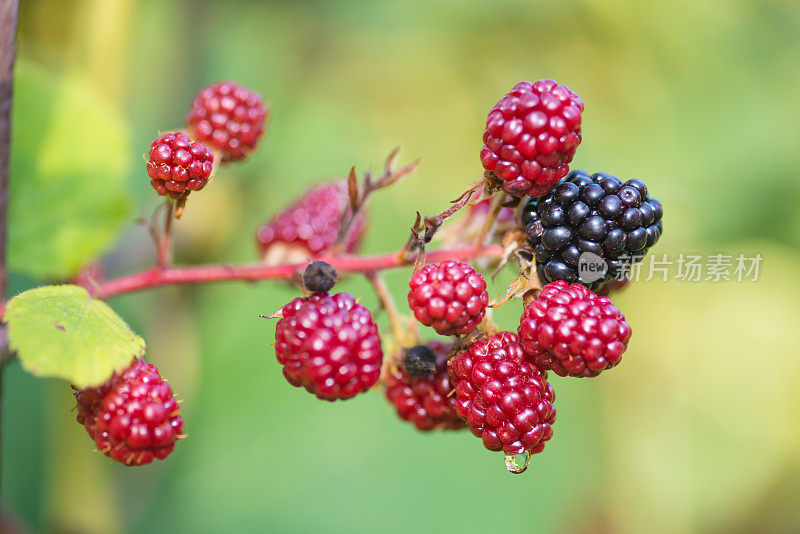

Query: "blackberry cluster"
(274, 292), (383, 401)
(256, 182), (366, 264)
(480, 79), (583, 198)
(522, 170), (663, 289)
(518, 281), (632, 377)
(74, 358), (183, 466)
(448, 332), (556, 456)
(187, 80), (268, 162)
(384, 342), (464, 431)
(146, 132), (214, 199)
(407, 260), (489, 336)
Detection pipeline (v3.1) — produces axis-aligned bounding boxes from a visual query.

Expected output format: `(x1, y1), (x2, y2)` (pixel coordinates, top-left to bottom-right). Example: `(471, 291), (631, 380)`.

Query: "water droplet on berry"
(504, 451), (531, 474)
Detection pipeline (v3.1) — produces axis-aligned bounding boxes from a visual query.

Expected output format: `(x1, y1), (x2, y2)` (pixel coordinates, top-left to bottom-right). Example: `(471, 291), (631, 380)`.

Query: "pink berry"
(145, 132), (214, 199)
(256, 182), (366, 264)
(407, 261), (489, 336)
(385, 342), (464, 431)
(481, 79), (583, 198)
(74, 358), (184, 466)
(274, 292), (383, 401)
(518, 280), (632, 377)
(187, 80), (268, 162)
(448, 332), (556, 456)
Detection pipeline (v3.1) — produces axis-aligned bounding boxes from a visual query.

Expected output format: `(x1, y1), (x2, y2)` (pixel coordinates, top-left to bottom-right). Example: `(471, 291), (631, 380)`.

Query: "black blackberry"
(523, 170), (663, 290)
(302, 261), (338, 293)
(402, 345), (438, 377)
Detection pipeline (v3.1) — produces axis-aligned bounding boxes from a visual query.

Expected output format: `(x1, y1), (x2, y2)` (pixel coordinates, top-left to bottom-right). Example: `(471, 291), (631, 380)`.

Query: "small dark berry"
(385, 341), (464, 431)
(303, 261), (338, 293)
(403, 345), (438, 377)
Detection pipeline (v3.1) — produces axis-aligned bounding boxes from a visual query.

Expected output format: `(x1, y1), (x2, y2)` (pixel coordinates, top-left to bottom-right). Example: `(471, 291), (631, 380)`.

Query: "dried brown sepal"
(334, 149), (419, 252)
(490, 229), (528, 279)
(489, 249), (541, 308)
(258, 309), (283, 319)
(174, 196), (187, 219)
(347, 166), (359, 211)
(399, 211), (445, 269)
(375, 147), (419, 190)
(482, 170), (505, 194)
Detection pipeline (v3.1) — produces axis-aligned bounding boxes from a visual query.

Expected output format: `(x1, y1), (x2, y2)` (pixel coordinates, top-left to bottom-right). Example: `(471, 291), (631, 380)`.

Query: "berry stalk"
(365, 271), (407, 345)
(61, 244), (505, 302)
(157, 201), (174, 268)
(473, 192), (505, 247)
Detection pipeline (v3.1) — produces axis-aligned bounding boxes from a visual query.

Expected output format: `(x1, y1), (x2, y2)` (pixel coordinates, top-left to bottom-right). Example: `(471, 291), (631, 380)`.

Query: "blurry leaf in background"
(8, 60), (132, 280)
(4, 285), (145, 387)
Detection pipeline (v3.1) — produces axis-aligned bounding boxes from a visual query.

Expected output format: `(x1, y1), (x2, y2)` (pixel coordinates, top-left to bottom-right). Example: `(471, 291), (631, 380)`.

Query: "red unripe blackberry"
(256, 182), (366, 264)
(448, 332), (556, 457)
(518, 280), (632, 377)
(385, 342), (464, 431)
(407, 261), (489, 336)
(480, 79), (583, 198)
(146, 132), (214, 199)
(74, 358), (184, 466)
(274, 292), (383, 401)
(467, 195), (516, 225)
(187, 80), (268, 162)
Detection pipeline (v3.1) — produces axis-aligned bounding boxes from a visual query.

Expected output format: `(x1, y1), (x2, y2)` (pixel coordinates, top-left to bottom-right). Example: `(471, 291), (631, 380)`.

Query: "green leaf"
(3, 285), (145, 388)
(8, 60), (132, 279)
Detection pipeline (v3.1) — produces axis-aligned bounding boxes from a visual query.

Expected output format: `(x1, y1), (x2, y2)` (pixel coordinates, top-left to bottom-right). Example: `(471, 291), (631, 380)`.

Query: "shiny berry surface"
(480, 79), (583, 198)
(385, 341), (464, 431)
(525, 169), (663, 290)
(146, 132), (214, 199)
(256, 182), (366, 264)
(407, 260), (489, 336)
(518, 280), (632, 377)
(187, 80), (268, 162)
(74, 358), (183, 466)
(448, 332), (556, 455)
(274, 292), (383, 401)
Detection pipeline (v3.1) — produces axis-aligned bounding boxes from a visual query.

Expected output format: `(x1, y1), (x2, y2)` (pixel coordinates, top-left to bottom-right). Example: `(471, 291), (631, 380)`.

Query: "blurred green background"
(3, 0), (800, 532)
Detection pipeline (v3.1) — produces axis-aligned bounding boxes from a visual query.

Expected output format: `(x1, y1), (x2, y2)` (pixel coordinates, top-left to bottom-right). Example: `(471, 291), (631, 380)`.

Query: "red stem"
(90, 245), (503, 300)
(0, 245), (502, 319)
